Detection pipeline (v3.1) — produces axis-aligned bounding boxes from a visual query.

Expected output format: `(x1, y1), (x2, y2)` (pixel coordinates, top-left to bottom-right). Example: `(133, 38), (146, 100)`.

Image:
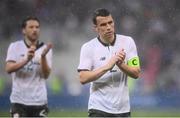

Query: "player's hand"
(27, 45), (36, 61)
(116, 49), (126, 65)
(41, 43), (53, 57)
(105, 54), (119, 70)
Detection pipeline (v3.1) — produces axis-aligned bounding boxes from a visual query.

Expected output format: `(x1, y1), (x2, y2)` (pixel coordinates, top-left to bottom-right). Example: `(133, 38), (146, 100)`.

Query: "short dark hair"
(92, 8), (111, 25)
(21, 16), (40, 29)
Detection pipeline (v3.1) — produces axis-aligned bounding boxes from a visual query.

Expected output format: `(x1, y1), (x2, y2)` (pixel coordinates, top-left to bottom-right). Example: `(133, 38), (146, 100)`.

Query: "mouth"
(30, 33), (39, 40)
(105, 32), (113, 36)
(32, 32), (39, 37)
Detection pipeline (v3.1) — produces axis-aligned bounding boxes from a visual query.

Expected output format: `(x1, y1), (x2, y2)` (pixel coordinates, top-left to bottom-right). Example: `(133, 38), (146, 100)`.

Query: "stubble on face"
(23, 20), (40, 45)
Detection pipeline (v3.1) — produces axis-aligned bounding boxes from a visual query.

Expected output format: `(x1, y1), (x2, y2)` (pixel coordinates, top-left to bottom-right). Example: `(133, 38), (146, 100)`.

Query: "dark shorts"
(10, 103), (49, 117)
(88, 109), (131, 117)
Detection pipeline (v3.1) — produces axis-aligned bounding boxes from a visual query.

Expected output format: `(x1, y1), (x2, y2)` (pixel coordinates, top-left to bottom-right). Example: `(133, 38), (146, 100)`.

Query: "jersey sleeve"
(78, 43), (93, 71)
(126, 37), (140, 67)
(6, 43), (18, 62)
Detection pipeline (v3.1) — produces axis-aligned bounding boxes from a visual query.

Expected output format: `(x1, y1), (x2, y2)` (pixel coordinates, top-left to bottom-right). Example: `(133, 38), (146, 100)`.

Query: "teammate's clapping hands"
(41, 43), (53, 57)
(27, 45), (36, 61)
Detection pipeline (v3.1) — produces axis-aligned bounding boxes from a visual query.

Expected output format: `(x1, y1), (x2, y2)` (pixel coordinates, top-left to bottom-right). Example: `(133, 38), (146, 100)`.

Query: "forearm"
(79, 65), (110, 84)
(41, 56), (51, 79)
(117, 63), (140, 79)
(5, 59), (29, 73)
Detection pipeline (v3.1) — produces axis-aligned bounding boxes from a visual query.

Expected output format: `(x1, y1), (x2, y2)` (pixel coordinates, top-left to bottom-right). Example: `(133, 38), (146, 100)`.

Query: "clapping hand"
(41, 43), (53, 57)
(27, 45), (36, 61)
(116, 49), (126, 65)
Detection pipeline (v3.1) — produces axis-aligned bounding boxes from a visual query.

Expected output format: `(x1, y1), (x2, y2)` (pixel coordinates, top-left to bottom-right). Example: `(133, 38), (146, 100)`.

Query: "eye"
(108, 21), (113, 25)
(29, 26), (34, 29)
(100, 23), (107, 27)
(36, 25), (39, 29)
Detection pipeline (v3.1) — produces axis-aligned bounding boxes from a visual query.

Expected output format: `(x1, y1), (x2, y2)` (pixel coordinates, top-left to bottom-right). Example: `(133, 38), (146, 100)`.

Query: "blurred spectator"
(1, 0), (180, 110)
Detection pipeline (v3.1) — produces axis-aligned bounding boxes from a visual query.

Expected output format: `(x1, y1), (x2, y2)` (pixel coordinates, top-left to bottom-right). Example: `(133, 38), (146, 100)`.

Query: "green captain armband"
(128, 57), (140, 67)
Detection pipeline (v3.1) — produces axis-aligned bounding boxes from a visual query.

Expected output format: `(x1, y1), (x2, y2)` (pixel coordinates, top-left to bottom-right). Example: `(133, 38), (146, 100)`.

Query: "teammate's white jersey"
(6, 40), (52, 106)
(78, 34), (139, 114)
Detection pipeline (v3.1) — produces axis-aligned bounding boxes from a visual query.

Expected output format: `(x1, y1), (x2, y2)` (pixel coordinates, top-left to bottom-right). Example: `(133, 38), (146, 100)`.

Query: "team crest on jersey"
(100, 57), (106, 61)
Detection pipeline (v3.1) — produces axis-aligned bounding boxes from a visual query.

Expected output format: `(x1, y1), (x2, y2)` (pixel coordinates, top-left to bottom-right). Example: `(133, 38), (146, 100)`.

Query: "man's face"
(95, 15), (115, 40)
(23, 20), (40, 42)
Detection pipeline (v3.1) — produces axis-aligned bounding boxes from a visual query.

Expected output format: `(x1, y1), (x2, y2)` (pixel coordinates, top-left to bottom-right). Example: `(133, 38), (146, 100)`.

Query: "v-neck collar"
(23, 39), (44, 50)
(97, 34), (116, 47)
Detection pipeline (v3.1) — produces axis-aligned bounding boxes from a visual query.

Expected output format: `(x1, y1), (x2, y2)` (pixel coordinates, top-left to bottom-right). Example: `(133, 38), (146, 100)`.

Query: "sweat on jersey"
(6, 40), (52, 106)
(78, 34), (140, 114)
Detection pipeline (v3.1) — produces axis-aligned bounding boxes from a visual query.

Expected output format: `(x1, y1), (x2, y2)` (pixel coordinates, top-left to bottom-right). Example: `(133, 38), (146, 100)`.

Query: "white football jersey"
(6, 40), (52, 106)
(78, 34), (139, 114)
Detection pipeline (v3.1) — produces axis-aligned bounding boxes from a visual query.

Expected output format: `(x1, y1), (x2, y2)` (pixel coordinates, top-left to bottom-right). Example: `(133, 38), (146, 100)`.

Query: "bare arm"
(41, 56), (51, 79)
(116, 63), (140, 79)
(79, 66), (109, 84)
(79, 55), (118, 84)
(40, 43), (52, 79)
(5, 46), (35, 73)
(5, 59), (29, 73)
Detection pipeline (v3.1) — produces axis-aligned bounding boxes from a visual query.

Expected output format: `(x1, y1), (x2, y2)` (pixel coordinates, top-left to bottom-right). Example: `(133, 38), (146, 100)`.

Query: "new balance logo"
(110, 70), (117, 72)
(100, 57), (106, 61)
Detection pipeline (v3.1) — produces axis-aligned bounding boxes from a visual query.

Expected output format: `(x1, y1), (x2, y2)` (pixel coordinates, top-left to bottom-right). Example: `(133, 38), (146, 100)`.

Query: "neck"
(24, 37), (37, 47)
(100, 35), (114, 45)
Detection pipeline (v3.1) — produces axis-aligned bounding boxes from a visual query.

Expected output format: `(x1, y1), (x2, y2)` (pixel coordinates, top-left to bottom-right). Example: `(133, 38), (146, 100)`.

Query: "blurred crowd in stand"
(0, 0), (180, 107)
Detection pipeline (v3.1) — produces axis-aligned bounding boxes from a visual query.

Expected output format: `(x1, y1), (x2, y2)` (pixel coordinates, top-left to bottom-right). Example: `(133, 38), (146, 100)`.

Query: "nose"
(33, 27), (39, 32)
(106, 24), (111, 30)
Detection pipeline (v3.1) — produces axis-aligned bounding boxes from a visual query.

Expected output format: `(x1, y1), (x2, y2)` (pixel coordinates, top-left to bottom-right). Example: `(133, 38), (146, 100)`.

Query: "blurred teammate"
(5, 16), (52, 117)
(78, 8), (141, 117)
